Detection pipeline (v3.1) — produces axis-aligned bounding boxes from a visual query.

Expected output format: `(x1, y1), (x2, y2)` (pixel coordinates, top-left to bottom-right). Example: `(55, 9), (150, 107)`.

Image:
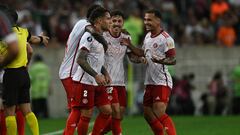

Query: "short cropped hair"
(86, 4), (102, 19)
(145, 9), (162, 20)
(89, 7), (109, 24)
(110, 10), (125, 18)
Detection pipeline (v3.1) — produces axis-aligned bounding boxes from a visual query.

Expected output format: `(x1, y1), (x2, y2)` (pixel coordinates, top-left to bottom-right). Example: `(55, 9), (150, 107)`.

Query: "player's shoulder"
(12, 26), (27, 32)
(121, 32), (131, 39)
(160, 31), (173, 39)
(12, 26), (29, 37)
(81, 32), (93, 42)
(74, 19), (90, 28)
(103, 31), (110, 37)
(145, 32), (151, 38)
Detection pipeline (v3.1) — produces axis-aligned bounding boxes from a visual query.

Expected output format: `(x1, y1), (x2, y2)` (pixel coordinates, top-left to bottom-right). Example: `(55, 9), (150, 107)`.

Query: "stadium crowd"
(1, 0), (240, 47)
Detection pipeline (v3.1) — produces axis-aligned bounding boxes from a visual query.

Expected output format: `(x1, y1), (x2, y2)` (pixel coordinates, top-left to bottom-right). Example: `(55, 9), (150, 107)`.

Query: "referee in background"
(0, 6), (46, 135)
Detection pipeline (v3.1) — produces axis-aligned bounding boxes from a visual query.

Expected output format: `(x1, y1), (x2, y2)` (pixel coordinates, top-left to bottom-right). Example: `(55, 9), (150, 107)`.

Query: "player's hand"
(104, 74), (112, 85)
(95, 74), (107, 86)
(40, 32), (50, 46)
(120, 38), (131, 46)
(151, 55), (164, 64)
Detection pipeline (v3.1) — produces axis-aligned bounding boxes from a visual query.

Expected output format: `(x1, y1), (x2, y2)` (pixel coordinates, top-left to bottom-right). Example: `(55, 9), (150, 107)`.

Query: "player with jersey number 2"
(72, 7), (111, 135)
(59, 4), (109, 135)
(120, 9), (177, 135)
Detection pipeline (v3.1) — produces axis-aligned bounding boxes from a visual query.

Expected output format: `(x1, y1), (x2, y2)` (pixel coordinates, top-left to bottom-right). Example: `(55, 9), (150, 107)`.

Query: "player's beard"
(101, 24), (109, 31)
(112, 25), (121, 33)
(145, 24), (153, 31)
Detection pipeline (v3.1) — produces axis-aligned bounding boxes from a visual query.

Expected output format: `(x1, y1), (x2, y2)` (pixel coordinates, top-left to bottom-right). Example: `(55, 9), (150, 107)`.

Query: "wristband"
(38, 36), (43, 43)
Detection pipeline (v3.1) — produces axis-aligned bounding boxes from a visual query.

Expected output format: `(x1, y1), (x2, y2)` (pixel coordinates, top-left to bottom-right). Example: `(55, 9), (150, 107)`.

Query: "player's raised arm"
(28, 32), (50, 46)
(120, 38), (144, 57)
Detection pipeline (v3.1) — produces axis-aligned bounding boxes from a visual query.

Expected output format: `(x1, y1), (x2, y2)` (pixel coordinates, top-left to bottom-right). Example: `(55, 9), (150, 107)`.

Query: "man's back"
(59, 19), (90, 79)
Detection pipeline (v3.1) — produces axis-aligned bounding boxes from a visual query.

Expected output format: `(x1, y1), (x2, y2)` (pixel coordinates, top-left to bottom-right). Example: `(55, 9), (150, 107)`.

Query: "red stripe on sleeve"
(165, 48), (176, 57)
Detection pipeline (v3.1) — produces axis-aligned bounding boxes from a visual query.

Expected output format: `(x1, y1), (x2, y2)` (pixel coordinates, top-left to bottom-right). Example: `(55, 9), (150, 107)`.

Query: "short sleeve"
(164, 37), (176, 57)
(79, 32), (93, 51)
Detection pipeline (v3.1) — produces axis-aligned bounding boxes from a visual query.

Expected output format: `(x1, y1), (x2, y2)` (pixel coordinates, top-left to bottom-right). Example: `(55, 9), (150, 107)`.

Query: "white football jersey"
(143, 31), (175, 88)
(72, 32), (105, 86)
(103, 31), (131, 86)
(59, 19), (90, 79)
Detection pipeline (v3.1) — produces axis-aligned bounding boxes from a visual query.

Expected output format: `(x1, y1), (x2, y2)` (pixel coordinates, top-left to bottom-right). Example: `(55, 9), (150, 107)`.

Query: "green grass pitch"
(25, 115), (240, 135)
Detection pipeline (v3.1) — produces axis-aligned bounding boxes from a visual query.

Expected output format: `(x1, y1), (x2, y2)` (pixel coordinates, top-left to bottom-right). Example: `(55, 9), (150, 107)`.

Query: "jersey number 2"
(83, 90), (88, 97)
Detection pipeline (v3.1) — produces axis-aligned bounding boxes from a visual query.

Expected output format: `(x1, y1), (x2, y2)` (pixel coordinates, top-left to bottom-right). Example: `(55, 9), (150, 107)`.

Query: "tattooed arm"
(77, 49), (107, 85)
(120, 38), (144, 57)
(127, 53), (147, 64)
(77, 49), (97, 77)
(151, 56), (176, 65)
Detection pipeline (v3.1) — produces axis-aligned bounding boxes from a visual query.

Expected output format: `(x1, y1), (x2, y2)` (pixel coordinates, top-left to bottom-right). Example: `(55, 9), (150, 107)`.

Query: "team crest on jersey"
(87, 37), (92, 42)
(108, 95), (113, 101)
(153, 43), (158, 48)
(82, 98), (88, 104)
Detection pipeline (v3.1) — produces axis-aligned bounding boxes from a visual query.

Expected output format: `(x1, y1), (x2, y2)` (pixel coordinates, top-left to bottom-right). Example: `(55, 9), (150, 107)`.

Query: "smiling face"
(144, 13), (161, 32)
(110, 15), (124, 34)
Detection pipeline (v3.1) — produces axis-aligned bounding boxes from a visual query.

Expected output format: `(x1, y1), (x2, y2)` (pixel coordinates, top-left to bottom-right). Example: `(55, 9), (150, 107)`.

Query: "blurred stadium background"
(1, 0), (240, 134)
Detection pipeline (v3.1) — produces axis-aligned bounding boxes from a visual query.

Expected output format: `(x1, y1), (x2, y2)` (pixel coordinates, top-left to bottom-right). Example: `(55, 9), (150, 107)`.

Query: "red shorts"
(143, 85), (171, 106)
(71, 82), (110, 109)
(61, 77), (74, 109)
(106, 86), (127, 107)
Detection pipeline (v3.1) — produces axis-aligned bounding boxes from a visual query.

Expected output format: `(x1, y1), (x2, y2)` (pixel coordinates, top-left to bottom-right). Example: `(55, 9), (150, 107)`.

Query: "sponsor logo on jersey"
(87, 37), (92, 42)
(153, 43), (158, 48)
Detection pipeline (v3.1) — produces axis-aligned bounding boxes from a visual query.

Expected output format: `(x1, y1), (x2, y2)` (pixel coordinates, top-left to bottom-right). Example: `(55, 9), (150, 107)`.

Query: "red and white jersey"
(72, 32), (105, 86)
(59, 19), (90, 79)
(103, 31), (131, 86)
(143, 31), (176, 88)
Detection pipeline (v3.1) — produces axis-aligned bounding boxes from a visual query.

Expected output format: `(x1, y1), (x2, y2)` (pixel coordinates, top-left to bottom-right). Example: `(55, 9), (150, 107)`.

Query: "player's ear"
(97, 18), (103, 24)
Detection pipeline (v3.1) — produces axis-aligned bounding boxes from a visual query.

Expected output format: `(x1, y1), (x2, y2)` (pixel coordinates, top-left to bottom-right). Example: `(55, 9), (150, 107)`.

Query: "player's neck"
(109, 29), (121, 38)
(93, 24), (103, 34)
(150, 28), (163, 38)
